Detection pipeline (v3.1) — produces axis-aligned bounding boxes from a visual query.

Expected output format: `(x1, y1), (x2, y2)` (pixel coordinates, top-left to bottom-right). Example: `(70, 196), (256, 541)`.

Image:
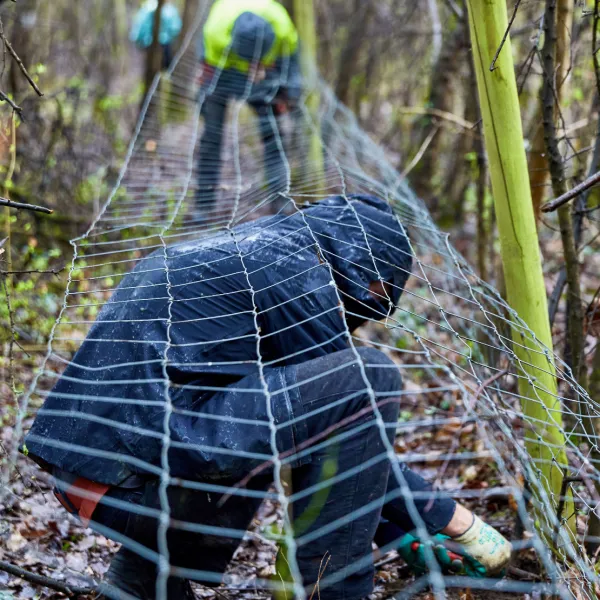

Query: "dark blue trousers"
(90, 348), (455, 599)
(196, 93), (287, 211)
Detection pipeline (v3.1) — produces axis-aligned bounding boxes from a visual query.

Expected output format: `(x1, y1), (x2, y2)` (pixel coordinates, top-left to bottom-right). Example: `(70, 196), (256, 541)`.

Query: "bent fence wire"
(4, 1), (600, 598)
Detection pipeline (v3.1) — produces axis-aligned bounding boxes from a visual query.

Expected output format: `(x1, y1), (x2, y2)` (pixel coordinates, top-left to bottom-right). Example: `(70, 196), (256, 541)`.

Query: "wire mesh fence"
(3, 1), (600, 598)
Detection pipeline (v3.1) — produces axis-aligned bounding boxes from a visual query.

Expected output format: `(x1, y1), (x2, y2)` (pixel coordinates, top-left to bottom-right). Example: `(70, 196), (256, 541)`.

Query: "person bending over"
(196, 0), (301, 212)
(23, 195), (511, 600)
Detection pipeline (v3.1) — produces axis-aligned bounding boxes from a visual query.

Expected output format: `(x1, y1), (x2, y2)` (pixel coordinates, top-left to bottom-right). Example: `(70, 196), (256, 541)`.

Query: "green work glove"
(397, 533), (488, 578)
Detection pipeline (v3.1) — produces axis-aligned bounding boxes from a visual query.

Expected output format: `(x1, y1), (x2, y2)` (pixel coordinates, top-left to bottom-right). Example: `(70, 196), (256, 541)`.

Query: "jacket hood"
(231, 12), (275, 62)
(303, 194), (413, 329)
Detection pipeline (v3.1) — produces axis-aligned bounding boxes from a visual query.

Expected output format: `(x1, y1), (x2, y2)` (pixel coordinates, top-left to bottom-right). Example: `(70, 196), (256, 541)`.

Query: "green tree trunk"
(293, 0), (325, 196)
(466, 0), (574, 538)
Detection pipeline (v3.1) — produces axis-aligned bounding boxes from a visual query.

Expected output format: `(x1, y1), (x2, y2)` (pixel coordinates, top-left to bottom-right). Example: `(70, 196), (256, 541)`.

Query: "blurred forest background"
(1, 0), (599, 449)
(0, 0), (600, 596)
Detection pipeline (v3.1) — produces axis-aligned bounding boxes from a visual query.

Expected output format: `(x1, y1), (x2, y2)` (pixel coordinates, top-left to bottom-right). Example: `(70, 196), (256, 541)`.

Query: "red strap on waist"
(54, 477), (110, 527)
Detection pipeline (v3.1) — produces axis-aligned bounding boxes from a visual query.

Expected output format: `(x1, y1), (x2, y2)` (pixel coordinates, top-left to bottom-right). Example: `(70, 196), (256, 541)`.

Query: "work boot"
(101, 547), (196, 600)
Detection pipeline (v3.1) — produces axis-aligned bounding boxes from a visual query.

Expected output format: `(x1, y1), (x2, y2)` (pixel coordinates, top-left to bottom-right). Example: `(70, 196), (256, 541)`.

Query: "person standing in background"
(196, 0), (302, 214)
(130, 0), (183, 70)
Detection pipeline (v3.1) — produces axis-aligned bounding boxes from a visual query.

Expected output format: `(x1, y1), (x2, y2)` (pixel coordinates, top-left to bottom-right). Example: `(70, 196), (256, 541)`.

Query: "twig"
(0, 89), (23, 118)
(553, 476), (581, 549)
(395, 106), (475, 130)
(308, 552), (331, 600)
(0, 266), (63, 275)
(490, 0), (523, 71)
(445, 0), (463, 18)
(401, 127), (439, 178)
(0, 29), (43, 97)
(472, 368), (509, 404)
(0, 559), (96, 595)
(541, 170), (600, 212)
(507, 565), (542, 581)
(594, 0), (600, 101)
(0, 197), (53, 214)
(1, 275), (16, 399)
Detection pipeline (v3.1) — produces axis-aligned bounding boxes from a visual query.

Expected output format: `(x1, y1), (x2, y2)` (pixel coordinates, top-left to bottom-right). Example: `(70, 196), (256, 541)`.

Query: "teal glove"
(397, 533), (487, 578)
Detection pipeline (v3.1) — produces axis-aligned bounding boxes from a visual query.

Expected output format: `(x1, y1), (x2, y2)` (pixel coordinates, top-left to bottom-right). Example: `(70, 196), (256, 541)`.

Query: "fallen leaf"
(66, 551), (87, 573)
(6, 531), (27, 552)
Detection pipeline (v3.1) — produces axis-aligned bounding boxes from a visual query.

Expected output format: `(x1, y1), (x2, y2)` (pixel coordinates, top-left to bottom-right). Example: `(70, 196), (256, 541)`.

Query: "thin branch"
(0, 29), (43, 97)
(395, 106), (475, 130)
(490, 0), (523, 71)
(0, 267), (63, 275)
(0, 197), (53, 214)
(473, 368), (509, 403)
(542, 169), (600, 212)
(401, 127), (439, 178)
(594, 0), (600, 100)
(0, 89), (23, 118)
(0, 559), (96, 596)
(445, 0), (463, 19)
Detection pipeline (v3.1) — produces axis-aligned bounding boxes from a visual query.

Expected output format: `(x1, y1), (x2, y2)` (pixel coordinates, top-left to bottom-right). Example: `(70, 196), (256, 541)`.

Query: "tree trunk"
(529, 0), (574, 222)
(144, 0), (166, 94)
(540, 0), (586, 387)
(410, 16), (468, 211)
(334, 0), (374, 108)
(467, 0), (574, 538)
(528, 122), (548, 222)
(175, 0), (198, 54)
(293, 0), (325, 195)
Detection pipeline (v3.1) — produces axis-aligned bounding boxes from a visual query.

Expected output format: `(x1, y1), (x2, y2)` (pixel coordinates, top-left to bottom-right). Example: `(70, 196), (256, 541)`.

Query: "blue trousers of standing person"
(85, 348), (456, 600)
(196, 93), (287, 212)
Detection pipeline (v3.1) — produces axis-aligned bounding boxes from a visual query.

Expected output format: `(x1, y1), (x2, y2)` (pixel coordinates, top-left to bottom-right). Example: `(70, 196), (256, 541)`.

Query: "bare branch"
(394, 106), (475, 130)
(490, 0), (523, 71)
(0, 559), (96, 596)
(0, 90), (23, 118)
(542, 169), (600, 212)
(1, 267), (63, 275)
(0, 29), (43, 97)
(401, 127), (439, 178)
(0, 197), (53, 214)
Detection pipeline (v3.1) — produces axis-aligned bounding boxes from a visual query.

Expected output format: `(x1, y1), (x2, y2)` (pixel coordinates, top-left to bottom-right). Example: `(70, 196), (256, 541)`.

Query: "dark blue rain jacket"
(24, 195), (412, 485)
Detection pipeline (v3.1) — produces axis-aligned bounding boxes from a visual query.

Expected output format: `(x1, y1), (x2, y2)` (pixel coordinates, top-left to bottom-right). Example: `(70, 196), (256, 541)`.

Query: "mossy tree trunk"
(293, 0), (325, 195)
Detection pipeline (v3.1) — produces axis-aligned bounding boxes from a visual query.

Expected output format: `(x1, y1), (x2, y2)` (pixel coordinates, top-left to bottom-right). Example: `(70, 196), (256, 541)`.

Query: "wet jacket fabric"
(130, 1), (182, 49)
(24, 195), (413, 486)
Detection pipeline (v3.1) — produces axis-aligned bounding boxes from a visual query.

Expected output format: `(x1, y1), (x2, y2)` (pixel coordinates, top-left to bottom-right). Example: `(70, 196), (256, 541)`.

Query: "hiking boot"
(101, 547), (196, 600)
